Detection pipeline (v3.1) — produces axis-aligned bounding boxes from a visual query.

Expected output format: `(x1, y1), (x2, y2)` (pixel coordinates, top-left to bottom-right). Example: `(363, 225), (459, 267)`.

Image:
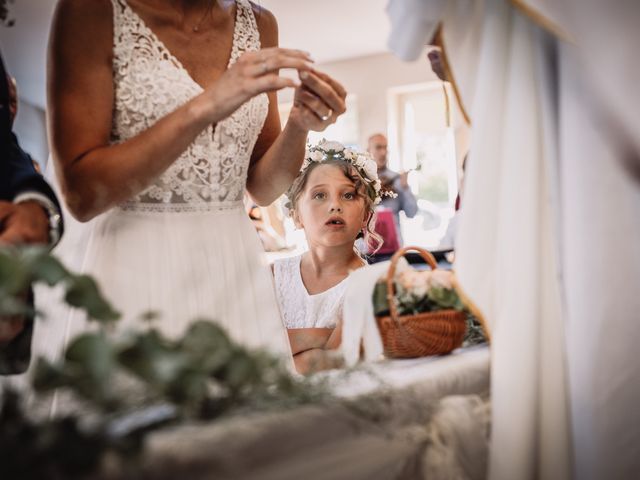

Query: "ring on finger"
(320, 109), (333, 121)
(261, 60), (269, 75)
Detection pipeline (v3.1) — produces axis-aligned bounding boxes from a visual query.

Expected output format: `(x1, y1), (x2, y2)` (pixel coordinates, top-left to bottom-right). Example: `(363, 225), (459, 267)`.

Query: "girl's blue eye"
(343, 191), (357, 200)
(313, 192), (326, 200)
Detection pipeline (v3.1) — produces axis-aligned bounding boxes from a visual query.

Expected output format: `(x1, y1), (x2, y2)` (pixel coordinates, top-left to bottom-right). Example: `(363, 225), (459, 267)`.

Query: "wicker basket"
(376, 246), (467, 358)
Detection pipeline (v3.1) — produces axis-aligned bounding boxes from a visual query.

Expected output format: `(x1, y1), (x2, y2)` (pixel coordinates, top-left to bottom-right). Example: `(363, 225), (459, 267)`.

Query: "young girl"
(273, 140), (386, 374)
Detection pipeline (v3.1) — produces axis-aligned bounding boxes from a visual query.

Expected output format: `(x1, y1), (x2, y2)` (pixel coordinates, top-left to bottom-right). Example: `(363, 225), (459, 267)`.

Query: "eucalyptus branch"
(1, 247), (328, 478)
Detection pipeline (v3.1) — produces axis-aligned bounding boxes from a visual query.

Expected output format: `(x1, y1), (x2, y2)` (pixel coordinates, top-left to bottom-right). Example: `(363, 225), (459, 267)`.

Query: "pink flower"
(396, 270), (432, 297)
(430, 270), (453, 290)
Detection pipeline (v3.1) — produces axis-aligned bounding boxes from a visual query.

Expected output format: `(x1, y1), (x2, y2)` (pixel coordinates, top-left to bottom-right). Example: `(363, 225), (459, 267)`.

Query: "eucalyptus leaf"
(118, 331), (188, 386)
(0, 292), (31, 316)
(223, 349), (261, 391)
(32, 358), (73, 392)
(166, 370), (208, 404)
(65, 332), (115, 381)
(64, 275), (120, 322)
(0, 249), (29, 293)
(181, 320), (234, 372)
(62, 333), (116, 404)
(29, 253), (70, 286)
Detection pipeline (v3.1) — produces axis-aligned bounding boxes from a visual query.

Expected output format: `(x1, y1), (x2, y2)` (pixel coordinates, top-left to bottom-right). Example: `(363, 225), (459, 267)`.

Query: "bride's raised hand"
(287, 69), (347, 132)
(201, 47), (313, 123)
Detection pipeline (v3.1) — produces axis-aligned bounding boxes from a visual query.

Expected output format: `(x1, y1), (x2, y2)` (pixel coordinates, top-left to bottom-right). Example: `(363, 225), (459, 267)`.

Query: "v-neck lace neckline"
(119, 0), (241, 92)
(296, 255), (350, 298)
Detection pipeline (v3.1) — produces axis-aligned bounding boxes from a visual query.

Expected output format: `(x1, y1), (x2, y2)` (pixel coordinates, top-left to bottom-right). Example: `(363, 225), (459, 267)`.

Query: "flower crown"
(299, 140), (397, 205)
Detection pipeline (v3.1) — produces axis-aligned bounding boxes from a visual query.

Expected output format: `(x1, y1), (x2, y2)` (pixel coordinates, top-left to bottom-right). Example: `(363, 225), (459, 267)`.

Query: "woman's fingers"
(250, 74), (300, 94)
(299, 71), (346, 118)
(292, 100), (324, 128)
(246, 56), (313, 77)
(312, 69), (347, 100)
(255, 47), (313, 62)
(243, 48), (314, 77)
(297, 89), (332, 121)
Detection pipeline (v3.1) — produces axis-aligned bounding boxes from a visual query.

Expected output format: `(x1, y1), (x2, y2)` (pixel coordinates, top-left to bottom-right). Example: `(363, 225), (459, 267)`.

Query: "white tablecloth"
(105, 346), (491, 480)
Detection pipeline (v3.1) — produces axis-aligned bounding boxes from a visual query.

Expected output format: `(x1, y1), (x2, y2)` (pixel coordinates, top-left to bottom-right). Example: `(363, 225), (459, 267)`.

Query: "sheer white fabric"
(388, 1), (640, 479)
(273, 255), (346, 329)
(30, 0), (292, 383)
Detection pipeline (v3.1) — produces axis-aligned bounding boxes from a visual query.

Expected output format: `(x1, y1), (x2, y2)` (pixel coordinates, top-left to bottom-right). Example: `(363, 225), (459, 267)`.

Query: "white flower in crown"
(309, 150), (324, 162)
(362, 158), (378, 180)
(343, 148), (356, 161)
(301, 139), (398, 205)
(319, 140), (344, 152)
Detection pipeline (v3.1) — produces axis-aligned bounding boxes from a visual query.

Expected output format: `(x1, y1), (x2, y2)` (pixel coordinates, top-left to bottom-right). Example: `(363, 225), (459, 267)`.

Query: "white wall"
(278, 51), (439, 149)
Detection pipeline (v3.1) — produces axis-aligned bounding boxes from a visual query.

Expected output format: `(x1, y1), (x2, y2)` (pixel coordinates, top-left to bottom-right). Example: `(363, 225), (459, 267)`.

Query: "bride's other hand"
(287, 69), (347, 132)
(202, 47), (313, 124)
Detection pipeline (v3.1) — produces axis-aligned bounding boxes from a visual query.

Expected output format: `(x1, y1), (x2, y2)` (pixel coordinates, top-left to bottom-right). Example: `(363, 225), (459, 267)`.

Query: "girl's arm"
(324, 320), (343, 350)
(287, 328), (333, 355)
(290, 322), (344, 374)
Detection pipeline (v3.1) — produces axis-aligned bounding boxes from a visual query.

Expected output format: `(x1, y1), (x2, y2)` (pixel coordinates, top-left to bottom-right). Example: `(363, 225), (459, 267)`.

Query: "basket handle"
(385, 246), (438, 322)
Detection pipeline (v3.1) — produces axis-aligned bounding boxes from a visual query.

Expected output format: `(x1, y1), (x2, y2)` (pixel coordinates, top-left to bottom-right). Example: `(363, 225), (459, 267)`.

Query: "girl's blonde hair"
(285, 159), (383, 254)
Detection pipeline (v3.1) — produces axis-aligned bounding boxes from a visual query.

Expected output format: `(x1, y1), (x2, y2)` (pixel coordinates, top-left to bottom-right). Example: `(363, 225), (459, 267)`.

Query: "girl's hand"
(324, 320), (343, 350)
(287, 69), (347, 132)
(202, 48), (314, 124)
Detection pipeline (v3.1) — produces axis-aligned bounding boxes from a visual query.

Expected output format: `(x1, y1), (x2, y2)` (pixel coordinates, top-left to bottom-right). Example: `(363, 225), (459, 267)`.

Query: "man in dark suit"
(1, 52), (64, 374)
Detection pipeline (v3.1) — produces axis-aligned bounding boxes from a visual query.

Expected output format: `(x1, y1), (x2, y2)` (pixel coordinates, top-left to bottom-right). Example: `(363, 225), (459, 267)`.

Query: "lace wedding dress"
(32, 0), (292, 367)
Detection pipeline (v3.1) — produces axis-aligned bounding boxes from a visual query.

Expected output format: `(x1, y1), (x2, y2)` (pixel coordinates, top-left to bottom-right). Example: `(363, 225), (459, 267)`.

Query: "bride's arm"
(48, 0), (312, 222)
(246, 8), (347, 206)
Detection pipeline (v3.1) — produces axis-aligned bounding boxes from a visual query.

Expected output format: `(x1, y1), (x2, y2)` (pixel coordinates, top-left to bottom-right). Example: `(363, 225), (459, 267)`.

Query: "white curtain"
(388, 0), (640, 478)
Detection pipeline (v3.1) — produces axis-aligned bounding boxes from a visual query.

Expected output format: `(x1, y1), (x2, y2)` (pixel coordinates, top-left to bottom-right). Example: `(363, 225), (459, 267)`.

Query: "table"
(106, 346), (491, 479)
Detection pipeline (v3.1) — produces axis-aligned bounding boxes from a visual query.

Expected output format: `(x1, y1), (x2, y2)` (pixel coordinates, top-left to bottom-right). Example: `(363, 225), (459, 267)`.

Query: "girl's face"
(294, 164), (368, 249)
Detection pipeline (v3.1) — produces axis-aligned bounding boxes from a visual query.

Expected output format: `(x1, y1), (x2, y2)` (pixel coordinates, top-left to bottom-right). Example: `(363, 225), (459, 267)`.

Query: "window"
(387, 82), (459, 249)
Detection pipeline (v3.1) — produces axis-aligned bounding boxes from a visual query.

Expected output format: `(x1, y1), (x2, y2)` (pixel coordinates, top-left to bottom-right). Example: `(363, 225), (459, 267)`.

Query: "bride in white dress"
(39, 0), (346, 361)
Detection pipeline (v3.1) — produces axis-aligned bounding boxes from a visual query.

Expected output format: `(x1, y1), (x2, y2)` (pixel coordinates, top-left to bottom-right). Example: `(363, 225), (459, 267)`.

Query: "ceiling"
(260, 0), (391, 63)
(0, 0), (391, 109)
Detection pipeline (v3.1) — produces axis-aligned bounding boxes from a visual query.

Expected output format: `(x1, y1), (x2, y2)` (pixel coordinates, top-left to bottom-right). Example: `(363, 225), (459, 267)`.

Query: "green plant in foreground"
(0, 247), (327, 478)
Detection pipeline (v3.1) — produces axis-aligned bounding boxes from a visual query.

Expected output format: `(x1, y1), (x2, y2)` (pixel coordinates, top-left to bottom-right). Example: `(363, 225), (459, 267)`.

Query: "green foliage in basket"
(373, 276), (466, 316)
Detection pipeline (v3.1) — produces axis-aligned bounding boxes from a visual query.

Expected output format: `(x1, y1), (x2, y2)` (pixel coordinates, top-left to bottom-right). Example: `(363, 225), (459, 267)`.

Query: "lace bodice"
(273, 255), (347, 329)
(110, 0), (268, 212)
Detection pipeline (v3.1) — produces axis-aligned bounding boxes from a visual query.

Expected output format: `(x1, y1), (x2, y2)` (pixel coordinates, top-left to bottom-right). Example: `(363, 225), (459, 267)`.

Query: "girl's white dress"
(32, 0), (292, 365)
(273, 255), (347, 329)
